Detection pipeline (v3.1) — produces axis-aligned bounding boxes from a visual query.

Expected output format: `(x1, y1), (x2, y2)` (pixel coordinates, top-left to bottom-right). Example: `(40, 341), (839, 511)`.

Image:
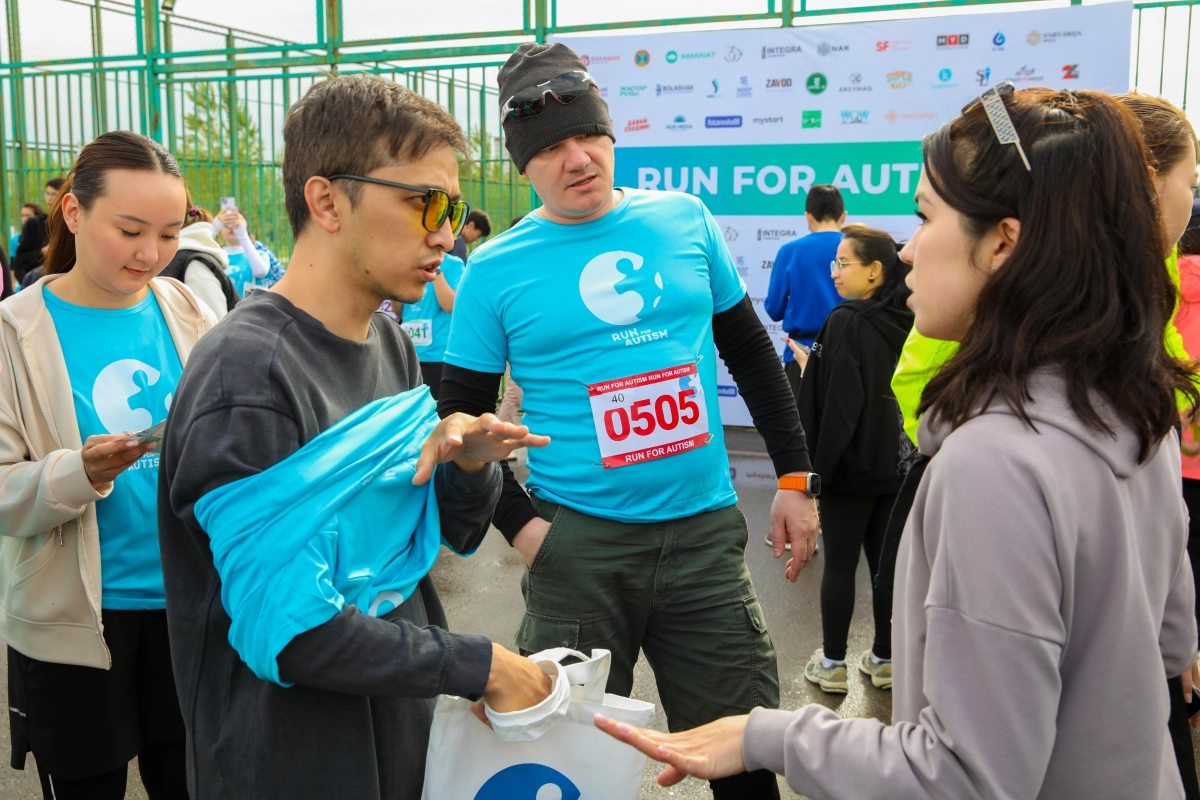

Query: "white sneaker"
(765, 533), (791, 551)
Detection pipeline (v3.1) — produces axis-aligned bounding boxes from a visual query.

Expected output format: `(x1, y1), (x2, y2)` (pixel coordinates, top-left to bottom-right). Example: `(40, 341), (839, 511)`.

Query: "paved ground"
(0, 432), (1196, 799)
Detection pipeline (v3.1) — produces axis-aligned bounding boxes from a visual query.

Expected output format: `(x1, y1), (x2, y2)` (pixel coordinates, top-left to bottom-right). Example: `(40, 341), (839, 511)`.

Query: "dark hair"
(45, 131), (184, 275)
(805, 184), (844, 223)
(21, 202), (43, 216)
(917, 88), (1196, 461)
(841, 226), (910, 309)
(1115, 93), (1198, 175)
(283, 73), (471, 238)
(45, 177), (66, 191)
(467, 209), (492, 237)
(1180, 212), (1200, 256)
(509, 214), (525, 229)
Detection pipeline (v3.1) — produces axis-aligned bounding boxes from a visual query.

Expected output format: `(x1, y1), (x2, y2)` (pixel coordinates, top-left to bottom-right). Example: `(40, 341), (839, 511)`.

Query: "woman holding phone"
(598, 86), (1199, 799)
(0, 131), (215, 799)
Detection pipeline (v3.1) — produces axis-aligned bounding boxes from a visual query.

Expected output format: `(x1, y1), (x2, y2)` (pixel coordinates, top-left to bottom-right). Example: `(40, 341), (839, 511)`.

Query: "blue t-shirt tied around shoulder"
(224, 249), (252, 298)
(764, 230), (844, 361)
(445, 188), (745, 523)
(43, 285), (183, 610)
(193, 387), (446, 686)
(400, 253), (464, 363)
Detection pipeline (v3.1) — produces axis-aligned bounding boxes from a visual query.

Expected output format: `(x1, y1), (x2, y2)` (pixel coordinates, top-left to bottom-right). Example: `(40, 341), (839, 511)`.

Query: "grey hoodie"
(743, 371), (1197, 799)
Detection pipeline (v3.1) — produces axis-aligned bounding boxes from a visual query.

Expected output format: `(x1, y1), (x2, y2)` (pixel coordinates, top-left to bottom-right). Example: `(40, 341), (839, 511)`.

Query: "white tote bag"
(421, 648), (656, 800)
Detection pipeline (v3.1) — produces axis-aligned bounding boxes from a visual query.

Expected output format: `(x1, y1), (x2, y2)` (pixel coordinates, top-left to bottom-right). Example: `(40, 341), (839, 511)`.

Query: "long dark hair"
(841, 226), (910, 310)
(45, 131), (184, 275)
(917, 88), (1196, 460)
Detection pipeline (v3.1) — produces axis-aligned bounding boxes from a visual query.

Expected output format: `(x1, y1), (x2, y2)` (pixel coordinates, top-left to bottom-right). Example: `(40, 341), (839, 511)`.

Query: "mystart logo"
(624, 117), (650, 132)
(635, 50), (650, 67)
(1062, 63), (1080, 79)
(876, 40), (911, 52)
(762, 45), (802, 59)
(765, 77), (793, 90)
(802, 110), (822, 128)
(725, 45), (743, 62)
(806, 73), (828, 94)
(887, 70), (912, 89)
(840, 109), (869, 125)
(936, 34), (970, 48)
(817, 42), (850, 56)
(751, 116), (784, 125)
(706, 115), (742, 128)
(619, 84), (648, 97)
(758, 228), (798, 241)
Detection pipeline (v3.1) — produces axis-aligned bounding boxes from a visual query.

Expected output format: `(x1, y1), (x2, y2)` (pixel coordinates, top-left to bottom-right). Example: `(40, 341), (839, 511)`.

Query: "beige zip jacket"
(0, 275), (216, 668)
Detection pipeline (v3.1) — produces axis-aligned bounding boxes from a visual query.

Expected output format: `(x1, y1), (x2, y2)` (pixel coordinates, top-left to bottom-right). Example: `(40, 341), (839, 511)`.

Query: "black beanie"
(498, 42), (615, 174)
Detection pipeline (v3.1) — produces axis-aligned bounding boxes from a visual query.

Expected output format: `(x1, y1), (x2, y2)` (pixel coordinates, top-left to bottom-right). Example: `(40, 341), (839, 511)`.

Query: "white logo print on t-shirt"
(92, 359), (170, 434)
(578, 251), (663, 326)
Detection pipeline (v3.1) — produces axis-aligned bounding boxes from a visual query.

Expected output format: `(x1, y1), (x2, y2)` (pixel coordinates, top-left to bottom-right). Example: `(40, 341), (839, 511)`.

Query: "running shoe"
(858, 650), (893, 690)
(804, 649), (848, 694)
(763, 534), (819, 556)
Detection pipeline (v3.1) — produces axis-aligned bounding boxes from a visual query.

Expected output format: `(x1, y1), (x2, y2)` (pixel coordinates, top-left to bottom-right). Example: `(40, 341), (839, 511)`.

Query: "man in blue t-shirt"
(441, 43), (820, 800)
(764, 184), (846, 396)
(400, 252), (464, 400)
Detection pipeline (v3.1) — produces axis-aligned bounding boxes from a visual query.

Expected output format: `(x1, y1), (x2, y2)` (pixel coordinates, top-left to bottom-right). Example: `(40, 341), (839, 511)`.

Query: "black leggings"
(819, 491), (896, 662)
(36, 741), (187, 800)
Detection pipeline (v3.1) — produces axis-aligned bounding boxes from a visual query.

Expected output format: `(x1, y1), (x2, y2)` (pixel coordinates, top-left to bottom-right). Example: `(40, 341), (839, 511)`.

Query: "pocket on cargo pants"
(515, 501), (581, 654)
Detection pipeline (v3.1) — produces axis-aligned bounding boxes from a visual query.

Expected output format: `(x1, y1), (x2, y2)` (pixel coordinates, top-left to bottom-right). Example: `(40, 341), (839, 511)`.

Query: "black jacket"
(11, 214), (47, 281)
(159, 248), (240, 315)
(797, 299), (913, 495)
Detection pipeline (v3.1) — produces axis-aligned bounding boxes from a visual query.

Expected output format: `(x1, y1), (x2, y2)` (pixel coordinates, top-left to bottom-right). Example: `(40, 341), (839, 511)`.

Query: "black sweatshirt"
(796, 299), (914, 496)
(439, 294), (812, 541)
(159, 291), (499, 800)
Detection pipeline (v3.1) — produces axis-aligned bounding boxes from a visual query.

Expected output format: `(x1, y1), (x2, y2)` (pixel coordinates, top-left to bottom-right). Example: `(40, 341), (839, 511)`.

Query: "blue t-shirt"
(764, 231), (843, 360)
(445, 189), (745, 523)
(43, 286), (183, 610)
(400, 254), (464, 363)
(225, 250), (253, 298)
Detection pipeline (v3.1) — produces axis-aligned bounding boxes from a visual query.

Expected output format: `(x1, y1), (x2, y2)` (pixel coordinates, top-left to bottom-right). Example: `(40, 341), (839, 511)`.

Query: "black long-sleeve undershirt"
(438, 293), (812, 543)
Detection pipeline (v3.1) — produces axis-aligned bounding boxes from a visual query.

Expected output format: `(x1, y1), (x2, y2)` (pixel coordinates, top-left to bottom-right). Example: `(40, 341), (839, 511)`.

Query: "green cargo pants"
(517, 497), (780, 732)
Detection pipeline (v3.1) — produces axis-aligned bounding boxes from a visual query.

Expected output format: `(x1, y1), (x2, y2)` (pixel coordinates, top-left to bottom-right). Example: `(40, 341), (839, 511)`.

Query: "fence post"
(91, 0), (107, 136)
(226, 31), (241, 203)
(5, 0), (26, 209)
(325, 0), (342, 73)
(535, 0), (548, 43)
(783, 0), (795, 26)
(136, 0), (163, 141)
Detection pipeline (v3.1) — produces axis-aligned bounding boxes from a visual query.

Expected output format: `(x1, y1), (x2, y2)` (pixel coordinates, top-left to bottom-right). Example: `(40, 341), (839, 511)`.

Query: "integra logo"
(762, 45), (802, 59)
(757, 228), (798, 241)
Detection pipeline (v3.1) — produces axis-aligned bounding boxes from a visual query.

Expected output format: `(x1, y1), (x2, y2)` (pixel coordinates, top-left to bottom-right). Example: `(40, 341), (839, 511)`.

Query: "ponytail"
(841, 226), (910, 310)
(44, 130), (184, 276)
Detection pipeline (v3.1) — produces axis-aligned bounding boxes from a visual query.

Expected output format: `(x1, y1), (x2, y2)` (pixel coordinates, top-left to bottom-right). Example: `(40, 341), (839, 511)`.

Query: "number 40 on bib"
(588, 362), (711, 469)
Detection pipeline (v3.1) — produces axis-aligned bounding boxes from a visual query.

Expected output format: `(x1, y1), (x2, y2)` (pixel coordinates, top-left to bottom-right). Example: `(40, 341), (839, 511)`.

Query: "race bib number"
(588, 362), (710, 469)
(403, 319), (433, 347)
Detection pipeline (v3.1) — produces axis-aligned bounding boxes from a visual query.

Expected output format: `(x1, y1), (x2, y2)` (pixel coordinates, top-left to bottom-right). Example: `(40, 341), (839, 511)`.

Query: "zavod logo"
(474, 764), (580, 800)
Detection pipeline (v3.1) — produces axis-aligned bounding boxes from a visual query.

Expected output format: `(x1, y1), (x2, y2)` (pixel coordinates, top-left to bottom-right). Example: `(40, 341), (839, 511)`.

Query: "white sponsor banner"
(556, 2), (1130, 425)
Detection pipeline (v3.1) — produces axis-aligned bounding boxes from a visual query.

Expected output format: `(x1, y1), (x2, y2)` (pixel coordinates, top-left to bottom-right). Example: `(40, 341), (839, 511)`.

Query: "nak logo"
(725, 45), (744, 62)
(1062, 64), (1080, 79)
(840, 109), (869, 125)
(817, 42), (850, 56)
(473, 764), (580, 800)
(635, 50), (650, 67)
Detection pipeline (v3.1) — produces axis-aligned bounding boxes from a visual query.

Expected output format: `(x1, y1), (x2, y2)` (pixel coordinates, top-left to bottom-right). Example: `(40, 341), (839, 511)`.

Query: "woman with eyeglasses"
(795, 227), (912, 697)
(597, 86), (1199, 800)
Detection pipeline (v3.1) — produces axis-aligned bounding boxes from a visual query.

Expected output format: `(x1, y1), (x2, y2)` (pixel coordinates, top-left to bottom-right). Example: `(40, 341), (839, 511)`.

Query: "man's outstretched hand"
(413, 412), (550, 485)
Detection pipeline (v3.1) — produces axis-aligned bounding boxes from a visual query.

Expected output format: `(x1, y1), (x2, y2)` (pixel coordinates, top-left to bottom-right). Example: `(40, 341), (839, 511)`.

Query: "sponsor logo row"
(578, 29), (1086, 68)
(607, 64), (1081, 99)
(622, 108), (941, 132)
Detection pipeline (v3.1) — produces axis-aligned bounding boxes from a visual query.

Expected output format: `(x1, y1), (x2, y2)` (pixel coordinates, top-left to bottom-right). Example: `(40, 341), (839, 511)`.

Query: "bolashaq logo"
(706, 115), (742, 128)
(817, 42), (850, 56)
(840, 109), (869, 125)
(839, 72), (873, 92)
(887, 70), (912, 89)
(624, 117), (650, 133)
(762, 44), (803, 59)
(656, 83), (694, 96)
(666, 115), (693, 131)
(737, 75), (752, 98)
(802, 110), (822, 128)
(620, 84), (648, 97)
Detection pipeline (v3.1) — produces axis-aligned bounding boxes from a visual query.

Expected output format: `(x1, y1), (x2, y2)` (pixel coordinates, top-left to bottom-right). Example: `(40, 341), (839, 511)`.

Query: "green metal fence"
(0, 0), (1193, 262)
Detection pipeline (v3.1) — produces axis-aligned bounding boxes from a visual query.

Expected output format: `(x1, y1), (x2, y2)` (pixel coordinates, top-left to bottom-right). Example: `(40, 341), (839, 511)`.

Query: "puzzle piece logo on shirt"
(92, 358), (169, 434)
(579, 250), (663, 326)
(473, 763), (581, 800)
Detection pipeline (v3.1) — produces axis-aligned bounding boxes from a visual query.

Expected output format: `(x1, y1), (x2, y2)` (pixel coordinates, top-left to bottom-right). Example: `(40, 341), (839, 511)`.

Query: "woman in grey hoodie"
(597, 86), (1200, 799)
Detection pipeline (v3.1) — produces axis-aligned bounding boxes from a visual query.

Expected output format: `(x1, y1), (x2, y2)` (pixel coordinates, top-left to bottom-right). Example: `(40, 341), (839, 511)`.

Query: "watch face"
(808, 473), (822, 496)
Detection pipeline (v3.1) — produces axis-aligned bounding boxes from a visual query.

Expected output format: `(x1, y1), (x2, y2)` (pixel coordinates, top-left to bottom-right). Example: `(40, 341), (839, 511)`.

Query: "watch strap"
(777, 475), (810, 492)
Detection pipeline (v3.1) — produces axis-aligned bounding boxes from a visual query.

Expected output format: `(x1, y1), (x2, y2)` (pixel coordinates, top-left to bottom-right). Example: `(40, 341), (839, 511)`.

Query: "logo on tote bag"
(474, 763), (580, 799)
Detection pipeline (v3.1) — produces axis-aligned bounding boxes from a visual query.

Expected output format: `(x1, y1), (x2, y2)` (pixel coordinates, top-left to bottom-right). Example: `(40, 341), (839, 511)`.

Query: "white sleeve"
(184, 260), (228, 320)
(234, 226), (269, 279)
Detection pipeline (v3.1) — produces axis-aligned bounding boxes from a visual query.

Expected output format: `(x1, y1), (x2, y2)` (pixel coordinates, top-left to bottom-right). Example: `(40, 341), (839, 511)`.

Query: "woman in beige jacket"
(0, 131), (215, 799)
